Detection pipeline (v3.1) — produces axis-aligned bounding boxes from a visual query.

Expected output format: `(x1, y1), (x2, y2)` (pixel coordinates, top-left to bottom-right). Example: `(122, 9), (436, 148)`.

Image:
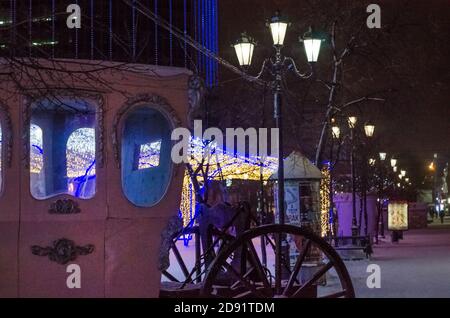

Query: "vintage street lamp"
(269, 11), (289, 46)
(347, 115), (358, 239)
(393, 166), (398, 172)
(391, 158), (397, 168)
(234, 11), (322, 294)
(234, 33), (256, 67)
(331, 125), (341, 139)
(376, 151), (387, 242)
(301, 27), (323, 63)
(369, 158), (376, 166)
(348, 116), (357, 128)
(401, 170), (406, 177)
(364, 123), (375, 138)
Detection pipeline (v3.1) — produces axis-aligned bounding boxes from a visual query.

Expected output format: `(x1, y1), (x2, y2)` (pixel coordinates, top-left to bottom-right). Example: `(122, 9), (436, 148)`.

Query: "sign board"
(388, 201), (409, 231)
(274, 181), (301, 226)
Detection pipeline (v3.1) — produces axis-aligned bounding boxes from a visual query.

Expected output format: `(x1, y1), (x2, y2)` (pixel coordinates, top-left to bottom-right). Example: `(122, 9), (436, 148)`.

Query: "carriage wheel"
(201, 224), (355, 298)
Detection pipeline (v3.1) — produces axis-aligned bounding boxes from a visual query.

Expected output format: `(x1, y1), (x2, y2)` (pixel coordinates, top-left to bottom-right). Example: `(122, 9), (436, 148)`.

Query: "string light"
(179, 137), (278, 226)
(320, 165), (330, 236)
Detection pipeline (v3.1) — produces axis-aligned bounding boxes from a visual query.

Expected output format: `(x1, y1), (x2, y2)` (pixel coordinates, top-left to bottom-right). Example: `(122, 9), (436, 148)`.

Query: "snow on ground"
(163, 217), (450, 298)
(345, 218), (450, 298)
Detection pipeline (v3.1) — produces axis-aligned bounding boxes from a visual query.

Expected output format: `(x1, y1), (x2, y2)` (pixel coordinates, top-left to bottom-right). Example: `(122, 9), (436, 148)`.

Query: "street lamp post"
(363, 123), (375, 236)
(233, 11), (322, 293)
(330, 123), (341, 238)
(348, 116), (358, 242)
(376, 152), (387, 241)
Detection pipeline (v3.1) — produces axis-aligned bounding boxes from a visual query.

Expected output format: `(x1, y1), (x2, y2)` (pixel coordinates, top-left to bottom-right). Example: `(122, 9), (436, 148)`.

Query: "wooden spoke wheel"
(201, 224), (355, 298)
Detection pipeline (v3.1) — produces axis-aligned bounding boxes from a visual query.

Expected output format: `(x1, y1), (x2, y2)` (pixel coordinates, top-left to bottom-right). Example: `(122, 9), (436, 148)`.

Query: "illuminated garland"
(179, 138), (278, 226)
(320, 165), (331, 236)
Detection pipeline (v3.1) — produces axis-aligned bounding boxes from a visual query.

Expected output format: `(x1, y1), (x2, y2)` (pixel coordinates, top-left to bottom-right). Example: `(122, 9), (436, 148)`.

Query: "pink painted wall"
(0, 60), (190, 297)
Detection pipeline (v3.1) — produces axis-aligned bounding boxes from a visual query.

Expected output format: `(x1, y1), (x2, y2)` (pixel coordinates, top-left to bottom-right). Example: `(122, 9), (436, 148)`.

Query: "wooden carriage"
(0, 60), (190, 297)
(0, 59), (355, 299)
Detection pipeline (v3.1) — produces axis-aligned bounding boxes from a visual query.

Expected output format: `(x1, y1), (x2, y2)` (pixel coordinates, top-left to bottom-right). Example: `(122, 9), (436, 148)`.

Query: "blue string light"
(183, 0), (187, 68)
(109, 0), (113, 60)
(28, 0), (32, 57)
(90, 0), (94, 59)
(169, 0), (173, 66)
(154, 0), (158, 65)
(132, 0), (136, 61)
(75, 0), (79, 58)
(52, 0), (55, 58)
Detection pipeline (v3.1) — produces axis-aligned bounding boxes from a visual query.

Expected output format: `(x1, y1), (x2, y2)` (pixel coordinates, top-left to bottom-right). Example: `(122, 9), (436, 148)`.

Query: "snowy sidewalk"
(345, 224), (450, 298)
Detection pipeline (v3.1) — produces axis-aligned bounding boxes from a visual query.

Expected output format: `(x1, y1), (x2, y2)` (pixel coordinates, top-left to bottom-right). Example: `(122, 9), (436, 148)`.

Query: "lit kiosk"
(270, 151), (324, 288)
(0, 60), (190, 297)
(270, 151), (322, 232)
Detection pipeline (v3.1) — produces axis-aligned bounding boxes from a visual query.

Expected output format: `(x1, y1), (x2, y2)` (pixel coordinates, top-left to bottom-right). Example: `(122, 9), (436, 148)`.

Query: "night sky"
(214, 0), (449, 184)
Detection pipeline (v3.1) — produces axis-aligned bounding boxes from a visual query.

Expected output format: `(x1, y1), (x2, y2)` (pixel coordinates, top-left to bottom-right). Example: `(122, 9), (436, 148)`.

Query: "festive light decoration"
(30, 124), (44, 174)
(138, 140), (161, 170)
(320, 164), (331, 237)
(179, 137), (278, 226)
(181, 172), (196, 227)
(66, 128), (96, 178)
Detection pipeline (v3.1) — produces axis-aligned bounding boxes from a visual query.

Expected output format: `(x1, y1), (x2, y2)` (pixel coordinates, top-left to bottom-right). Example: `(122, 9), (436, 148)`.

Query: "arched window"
(66, 128), (96, 199)
(121, 106), (172, 207)
(30, 99), (96, 200)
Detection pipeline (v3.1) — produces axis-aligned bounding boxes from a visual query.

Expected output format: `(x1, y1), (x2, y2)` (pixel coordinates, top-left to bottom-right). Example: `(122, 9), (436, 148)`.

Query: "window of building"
(121, 106), (172, 207)
(30, 99), (96, 200)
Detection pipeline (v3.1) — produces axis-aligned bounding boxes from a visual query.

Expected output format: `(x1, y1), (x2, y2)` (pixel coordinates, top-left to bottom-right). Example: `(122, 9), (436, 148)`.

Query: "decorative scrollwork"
(22, 90), (105, 169)
(31, 238), (94, 265)
(49, 199), (81, 214)
(187, 75), (205, 128)
(112, 93), (182, 168)
(0, 102), (13, 168)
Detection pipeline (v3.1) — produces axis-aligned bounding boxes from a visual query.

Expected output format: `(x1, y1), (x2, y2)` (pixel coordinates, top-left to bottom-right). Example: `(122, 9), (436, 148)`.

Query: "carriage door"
(105, 102), (181, 297)
(0, 103), (19, 297)
(19, 97), (107, 297)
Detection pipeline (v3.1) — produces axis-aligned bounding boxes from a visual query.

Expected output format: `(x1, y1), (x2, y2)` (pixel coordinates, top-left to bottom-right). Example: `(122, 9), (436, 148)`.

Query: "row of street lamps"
(232, 12), (413, 248)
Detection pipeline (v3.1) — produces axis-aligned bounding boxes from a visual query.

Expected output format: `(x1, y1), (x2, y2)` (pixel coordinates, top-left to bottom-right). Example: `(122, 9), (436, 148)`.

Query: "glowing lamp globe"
(269, 12), (288, 46)
(348, 116), (357, 128)
(234, 33), (256, 67)
(364, 123), (375, 137)
(331, 126), (341, 139)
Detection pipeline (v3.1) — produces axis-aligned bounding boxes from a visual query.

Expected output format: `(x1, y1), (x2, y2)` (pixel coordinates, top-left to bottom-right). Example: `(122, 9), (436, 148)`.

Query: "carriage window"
(30, 99), (96, 200)
(122, 106), (172, 207)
